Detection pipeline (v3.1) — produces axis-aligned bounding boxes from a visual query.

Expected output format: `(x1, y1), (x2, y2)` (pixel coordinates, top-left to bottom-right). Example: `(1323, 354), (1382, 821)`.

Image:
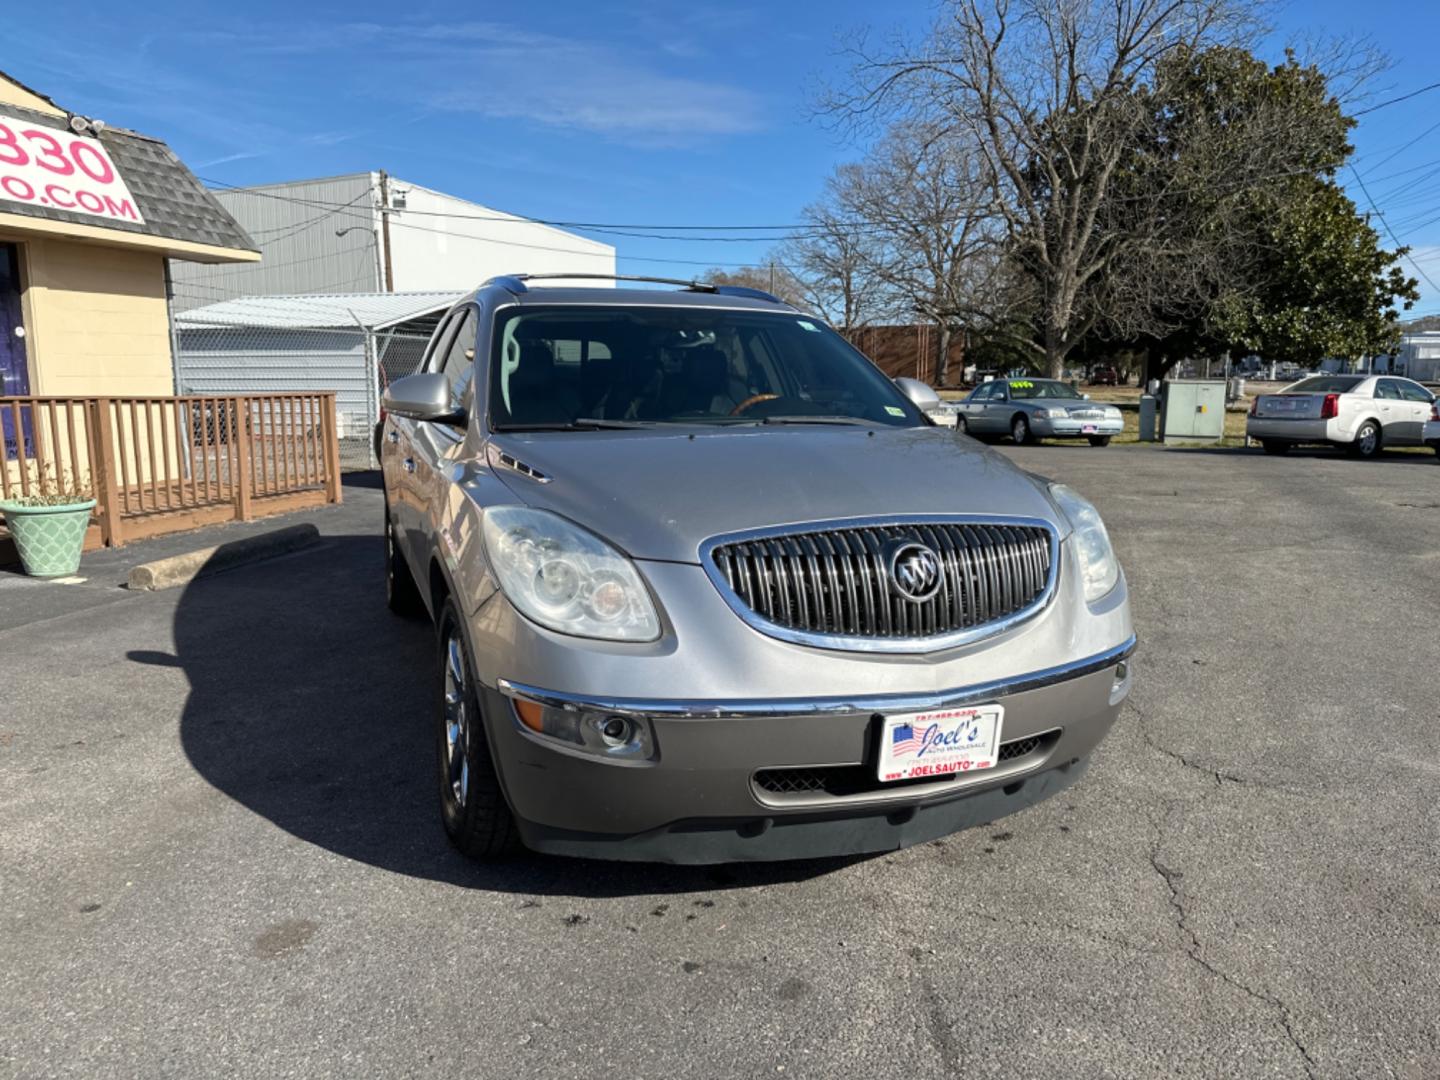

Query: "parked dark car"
(1089, 366), (1120, 386)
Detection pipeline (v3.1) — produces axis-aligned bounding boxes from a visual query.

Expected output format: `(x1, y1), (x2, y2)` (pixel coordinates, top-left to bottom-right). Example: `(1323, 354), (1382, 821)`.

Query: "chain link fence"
(173, 323), (432, 470)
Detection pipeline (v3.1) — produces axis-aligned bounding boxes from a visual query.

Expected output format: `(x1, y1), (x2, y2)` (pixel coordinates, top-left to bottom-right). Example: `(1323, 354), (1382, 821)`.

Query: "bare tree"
(778, 191), (893, 333)
(831, 0), (1261, 377)
(699, 264), (807, 309)
(826, 123), (1008, 384)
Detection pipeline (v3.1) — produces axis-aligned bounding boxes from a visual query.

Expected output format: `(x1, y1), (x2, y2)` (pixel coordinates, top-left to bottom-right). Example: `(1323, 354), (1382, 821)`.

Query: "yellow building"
(0, 71), (257, 404)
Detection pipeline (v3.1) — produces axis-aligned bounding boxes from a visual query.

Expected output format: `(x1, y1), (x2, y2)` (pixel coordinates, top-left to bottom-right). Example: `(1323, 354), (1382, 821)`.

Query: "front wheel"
(1011, 415), (1034, 446)
(436, 599), (521, 861)
(1350, 421), (1381, 459)
(956, 415), (969, 435)
(1087, 435), (1111, 447)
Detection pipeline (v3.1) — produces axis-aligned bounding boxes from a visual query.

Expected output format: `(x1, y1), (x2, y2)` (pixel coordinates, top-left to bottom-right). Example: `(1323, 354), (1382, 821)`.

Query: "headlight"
(481, 507), (661, 641)
(1049, 484), (1119, 602)
(1039, 407), (1067, 419)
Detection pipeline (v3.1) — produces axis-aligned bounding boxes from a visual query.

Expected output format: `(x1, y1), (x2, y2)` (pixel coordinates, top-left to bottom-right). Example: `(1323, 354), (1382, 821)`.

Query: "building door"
(0, 242), (31, 457)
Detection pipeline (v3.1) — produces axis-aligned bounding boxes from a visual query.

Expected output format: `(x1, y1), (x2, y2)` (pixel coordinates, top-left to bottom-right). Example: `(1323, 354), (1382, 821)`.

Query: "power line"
(1348, 164), (1440, 297)
(1353, 81), (1440, 117)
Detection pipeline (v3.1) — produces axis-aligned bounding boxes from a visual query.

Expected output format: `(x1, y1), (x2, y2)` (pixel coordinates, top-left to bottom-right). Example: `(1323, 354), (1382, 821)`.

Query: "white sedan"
(1424, 400), (1440, 458)
(1247, 374), (1436, 458)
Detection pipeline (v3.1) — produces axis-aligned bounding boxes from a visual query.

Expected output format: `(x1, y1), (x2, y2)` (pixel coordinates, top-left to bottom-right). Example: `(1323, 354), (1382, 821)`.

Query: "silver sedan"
(957, 379), (1125, 446)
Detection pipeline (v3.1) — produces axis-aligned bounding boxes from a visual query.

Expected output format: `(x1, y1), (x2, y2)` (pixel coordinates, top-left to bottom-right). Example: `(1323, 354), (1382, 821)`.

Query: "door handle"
(387, 430), (400, 444)
(402, 458), (416, 473)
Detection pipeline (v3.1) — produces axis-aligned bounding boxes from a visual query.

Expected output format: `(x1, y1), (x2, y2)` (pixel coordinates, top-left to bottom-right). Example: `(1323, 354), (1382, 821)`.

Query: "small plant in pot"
(0, 469), (96, 578)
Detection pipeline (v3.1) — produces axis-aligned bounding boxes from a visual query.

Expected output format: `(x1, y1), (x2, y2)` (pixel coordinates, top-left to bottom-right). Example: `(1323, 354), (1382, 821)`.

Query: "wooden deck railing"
(1, 393), (342, 551)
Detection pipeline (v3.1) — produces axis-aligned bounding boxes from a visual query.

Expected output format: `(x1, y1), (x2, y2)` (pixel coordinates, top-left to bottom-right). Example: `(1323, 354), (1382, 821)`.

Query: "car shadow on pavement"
(164, 533), (862, 898)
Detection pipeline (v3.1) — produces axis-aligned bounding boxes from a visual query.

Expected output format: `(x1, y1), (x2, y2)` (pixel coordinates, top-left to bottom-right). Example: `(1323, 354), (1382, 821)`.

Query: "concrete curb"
(126, 524), (322, 592)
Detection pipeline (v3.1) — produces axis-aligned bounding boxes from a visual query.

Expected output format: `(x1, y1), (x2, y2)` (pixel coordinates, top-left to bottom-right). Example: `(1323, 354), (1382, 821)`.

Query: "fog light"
(1115, 661), (1128, 683)
(597, 715), (632, 747)
(508, 695), (656, 759)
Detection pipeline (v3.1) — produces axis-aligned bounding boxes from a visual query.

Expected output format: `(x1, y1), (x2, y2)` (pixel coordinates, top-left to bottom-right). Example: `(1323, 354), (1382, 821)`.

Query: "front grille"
(709, 521), (1053, 643)
(753, 731), (1059, 798)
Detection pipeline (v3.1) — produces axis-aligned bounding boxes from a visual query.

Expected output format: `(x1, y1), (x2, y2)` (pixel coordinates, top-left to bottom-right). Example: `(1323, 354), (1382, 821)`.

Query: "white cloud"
(327, 20), (767, 142)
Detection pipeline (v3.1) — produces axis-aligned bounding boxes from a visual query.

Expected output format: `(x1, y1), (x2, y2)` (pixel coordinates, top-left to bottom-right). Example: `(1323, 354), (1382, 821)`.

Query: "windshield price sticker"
(878, 705), (1005, 782)
(0, 115), (144, 225)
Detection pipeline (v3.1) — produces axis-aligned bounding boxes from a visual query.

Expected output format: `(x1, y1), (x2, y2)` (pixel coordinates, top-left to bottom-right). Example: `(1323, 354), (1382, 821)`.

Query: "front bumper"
(1030, 415), (1124, 438)
(481, 636), (1135, 863)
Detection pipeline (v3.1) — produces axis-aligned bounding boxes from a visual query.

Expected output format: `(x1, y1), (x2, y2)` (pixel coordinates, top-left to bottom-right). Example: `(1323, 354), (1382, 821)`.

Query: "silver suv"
(381, 275), (1135, 863)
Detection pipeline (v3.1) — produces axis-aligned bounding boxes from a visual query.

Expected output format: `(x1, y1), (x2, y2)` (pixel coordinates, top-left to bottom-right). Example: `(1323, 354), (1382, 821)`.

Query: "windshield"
(488, 306), (925, 430)
(1287, 376), (1363, 393)
(1008, 379), (1082, 400)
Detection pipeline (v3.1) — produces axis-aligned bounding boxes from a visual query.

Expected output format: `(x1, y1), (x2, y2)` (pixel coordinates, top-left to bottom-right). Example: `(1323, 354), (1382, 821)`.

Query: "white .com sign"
(0, 114), (144, 225)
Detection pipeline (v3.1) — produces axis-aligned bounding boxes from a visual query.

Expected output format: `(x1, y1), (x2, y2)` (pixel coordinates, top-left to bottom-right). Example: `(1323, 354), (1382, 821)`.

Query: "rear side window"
(1288, 376), (1364, 393)
(1375, 379), (1403, 400)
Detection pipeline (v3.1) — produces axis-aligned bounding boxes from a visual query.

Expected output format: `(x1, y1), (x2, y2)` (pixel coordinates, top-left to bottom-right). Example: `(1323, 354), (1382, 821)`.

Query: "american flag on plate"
(891, 722), (926, 756)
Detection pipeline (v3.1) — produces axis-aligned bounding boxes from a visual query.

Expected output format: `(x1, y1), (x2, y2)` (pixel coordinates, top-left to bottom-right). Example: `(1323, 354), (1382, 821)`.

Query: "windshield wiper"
(496, 418), (654, 431)
(759, 415), (877, 426)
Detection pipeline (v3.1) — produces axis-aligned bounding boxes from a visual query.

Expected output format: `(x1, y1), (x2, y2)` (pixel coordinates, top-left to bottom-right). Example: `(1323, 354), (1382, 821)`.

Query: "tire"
(1087, 435), (1111, 447)
(1349, 421), (1381, 459)
(385, 502), (425, 617)
(1011, 414), (1034, 446)
(956, 415), (969, 435)
(436, 598), (521, 860)
(1261, 440), (1290, 456)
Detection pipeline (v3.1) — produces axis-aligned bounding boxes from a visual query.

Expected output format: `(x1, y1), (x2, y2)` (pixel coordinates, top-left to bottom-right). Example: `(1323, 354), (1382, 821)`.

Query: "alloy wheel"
(443, 630), (470, 808)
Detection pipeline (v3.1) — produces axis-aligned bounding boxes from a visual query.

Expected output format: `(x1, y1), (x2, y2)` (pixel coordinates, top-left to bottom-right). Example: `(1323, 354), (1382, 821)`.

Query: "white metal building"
(173, 291), (462, 468)
(168, 172), (614, 314)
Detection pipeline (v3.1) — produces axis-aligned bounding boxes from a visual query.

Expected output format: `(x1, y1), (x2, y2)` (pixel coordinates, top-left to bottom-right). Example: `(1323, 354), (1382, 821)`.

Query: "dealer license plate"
(1081, 424), (1097, 434)
(877, 706), (1005, 782)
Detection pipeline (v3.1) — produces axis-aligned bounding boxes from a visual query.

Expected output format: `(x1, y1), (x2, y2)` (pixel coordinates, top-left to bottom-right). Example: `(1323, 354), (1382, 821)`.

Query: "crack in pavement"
(1129, 700), (1249, 786)
(970, 907), (1156, 957)
(1146, 815), (1319, 1079)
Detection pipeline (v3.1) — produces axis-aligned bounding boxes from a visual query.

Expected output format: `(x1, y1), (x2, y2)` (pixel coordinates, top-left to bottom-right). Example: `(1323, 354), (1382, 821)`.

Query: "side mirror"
(894, 377), (941, 411)
(383, 372), (463, 424)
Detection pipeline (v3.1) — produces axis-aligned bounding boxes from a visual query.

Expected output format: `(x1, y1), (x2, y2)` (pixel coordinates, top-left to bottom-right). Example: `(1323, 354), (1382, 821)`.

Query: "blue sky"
(9, 1), (1440, 314)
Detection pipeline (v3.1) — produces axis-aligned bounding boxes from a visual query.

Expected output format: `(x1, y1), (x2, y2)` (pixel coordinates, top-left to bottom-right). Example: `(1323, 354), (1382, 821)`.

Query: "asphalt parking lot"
(2, 447), (1438, 1079)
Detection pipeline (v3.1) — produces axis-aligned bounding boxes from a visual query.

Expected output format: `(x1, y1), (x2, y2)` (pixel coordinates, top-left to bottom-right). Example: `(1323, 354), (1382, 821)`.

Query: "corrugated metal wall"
(169, 174), (379, 314)
(174, 325), (434, 469)
(175, 327), (373, 466)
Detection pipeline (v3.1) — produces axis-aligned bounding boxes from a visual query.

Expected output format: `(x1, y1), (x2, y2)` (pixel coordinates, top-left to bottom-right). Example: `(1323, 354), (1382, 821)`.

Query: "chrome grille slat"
(707, 519), (1055, 648)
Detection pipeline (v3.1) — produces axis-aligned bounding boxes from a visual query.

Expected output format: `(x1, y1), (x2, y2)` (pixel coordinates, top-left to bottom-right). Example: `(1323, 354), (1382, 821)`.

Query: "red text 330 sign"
(0, 116), (144, 225)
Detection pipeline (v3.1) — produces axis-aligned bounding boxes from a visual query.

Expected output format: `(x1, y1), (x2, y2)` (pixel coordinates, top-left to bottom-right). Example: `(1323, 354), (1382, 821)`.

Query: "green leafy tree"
(1208, 179), (1417, 366)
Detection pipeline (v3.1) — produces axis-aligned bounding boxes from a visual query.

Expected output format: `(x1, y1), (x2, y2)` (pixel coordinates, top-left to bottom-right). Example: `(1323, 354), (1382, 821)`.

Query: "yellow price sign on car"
(1011, 380), (1034, 389)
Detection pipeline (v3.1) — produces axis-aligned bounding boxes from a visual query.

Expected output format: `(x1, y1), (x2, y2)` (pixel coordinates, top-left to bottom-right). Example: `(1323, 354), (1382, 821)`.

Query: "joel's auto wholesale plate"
(1081, 424), (1098, 433)
(878, 706), (1004, 782)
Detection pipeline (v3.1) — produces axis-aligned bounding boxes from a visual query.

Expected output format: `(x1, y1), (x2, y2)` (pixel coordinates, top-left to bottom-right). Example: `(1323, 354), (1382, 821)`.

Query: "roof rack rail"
(483, 272), (787, 305)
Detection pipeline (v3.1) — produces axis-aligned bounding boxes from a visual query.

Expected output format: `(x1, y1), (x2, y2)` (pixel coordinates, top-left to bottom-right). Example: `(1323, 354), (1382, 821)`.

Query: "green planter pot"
(0, 499), (97, 578)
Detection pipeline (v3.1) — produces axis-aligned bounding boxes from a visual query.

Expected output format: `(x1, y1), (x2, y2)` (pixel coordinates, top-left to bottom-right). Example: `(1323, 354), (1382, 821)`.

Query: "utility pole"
(378, 171), (395, 293)
(769, 261), (775, 294)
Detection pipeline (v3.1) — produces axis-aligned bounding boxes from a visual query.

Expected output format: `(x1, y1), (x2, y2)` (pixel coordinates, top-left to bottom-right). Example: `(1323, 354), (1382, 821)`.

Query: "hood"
(487, 426), (1062, 563)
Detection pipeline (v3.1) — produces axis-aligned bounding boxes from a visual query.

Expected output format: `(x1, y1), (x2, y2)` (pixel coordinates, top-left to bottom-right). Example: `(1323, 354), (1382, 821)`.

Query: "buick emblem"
(885, 539), (943, 603)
